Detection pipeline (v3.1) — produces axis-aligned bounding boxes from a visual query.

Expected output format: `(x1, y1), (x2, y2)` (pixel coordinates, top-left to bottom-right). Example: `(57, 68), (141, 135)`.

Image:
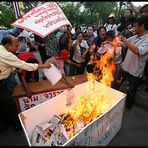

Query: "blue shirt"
(0, 28), (22, 43)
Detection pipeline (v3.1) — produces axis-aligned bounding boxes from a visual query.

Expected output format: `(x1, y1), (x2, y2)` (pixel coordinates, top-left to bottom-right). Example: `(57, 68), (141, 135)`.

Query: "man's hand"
(117, 34), (125, 42)
(14, 68), (22, 73)
(90, 44), (96, 52)
(38, 63), (51, 69)
(26, 90), (32, 98)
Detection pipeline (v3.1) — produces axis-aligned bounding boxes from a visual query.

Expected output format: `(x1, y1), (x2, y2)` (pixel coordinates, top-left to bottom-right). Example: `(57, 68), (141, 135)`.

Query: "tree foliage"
(0, 2), (15, 28)
(81, 2), (118, 24)
(58, 2), (118, 26)
(0, 1), (122, 28)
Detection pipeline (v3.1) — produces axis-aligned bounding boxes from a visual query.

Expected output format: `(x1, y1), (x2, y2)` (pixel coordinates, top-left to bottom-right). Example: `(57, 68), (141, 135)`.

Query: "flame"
(94, 51), (115, 87)
(61, 74), (109, 138)
(61, 39), (121, 139)
(61, 82), (108, 136)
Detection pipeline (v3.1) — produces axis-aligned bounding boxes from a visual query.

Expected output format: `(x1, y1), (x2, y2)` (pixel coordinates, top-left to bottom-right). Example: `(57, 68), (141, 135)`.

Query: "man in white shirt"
(0, 35), (51, 131)
(112, 16), (148, 109)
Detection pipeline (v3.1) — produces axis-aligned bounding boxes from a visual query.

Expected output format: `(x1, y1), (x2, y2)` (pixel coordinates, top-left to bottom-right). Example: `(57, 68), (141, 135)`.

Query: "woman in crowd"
(86, 26), (107, 73)
(70, 32), (89, 76)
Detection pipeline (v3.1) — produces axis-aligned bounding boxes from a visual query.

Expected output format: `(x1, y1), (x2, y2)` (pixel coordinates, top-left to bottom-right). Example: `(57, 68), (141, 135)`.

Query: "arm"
(2, 52), (51, 71)
(66, 59), (81, 68)
(19, 73), (32, 97)
(72, 40), (79, 50)
(122, 36), (139, 55)
(82, 41), (89, 59)
(62, 74), (74, 88)
(27, 40), (38, 51)
(38, 63), (51, 69)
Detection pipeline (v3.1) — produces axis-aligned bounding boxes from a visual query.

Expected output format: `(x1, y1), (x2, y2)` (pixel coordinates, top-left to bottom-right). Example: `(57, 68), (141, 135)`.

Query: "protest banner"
(11, 2), (71, 38)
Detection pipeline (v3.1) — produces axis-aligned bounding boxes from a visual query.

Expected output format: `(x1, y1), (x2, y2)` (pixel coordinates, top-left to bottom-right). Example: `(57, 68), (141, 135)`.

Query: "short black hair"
(76, 31), (83, 37)
(86, 25), (94, 31)
(106, 30), (115, 39)
(1, 35), (13, 46)
(97, 26), (106, 36)
(139, 4), (148, 14)
(75, 26), (81, 32)
(126, 8), (133, 15)
(134, 16), (148, 30)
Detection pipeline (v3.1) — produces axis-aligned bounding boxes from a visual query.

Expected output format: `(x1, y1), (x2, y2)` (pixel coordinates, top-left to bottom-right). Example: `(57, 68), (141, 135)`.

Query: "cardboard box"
(18, 81), (126, 146)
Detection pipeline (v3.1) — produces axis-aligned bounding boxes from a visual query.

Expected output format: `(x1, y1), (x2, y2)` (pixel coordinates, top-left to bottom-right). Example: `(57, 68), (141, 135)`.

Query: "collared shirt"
(0, 45), (38, 80)
(121, 34), (148, 78)
(72, 40), (89, 63)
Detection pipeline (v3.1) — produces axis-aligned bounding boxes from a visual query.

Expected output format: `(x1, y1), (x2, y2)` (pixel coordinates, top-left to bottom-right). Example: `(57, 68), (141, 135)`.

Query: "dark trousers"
(112, 67), (142, 105)
(144, 59), (148, 80)
(69, 61), (86, 76)
(0, 76), (21, 131)
(5, 73), (17, 95)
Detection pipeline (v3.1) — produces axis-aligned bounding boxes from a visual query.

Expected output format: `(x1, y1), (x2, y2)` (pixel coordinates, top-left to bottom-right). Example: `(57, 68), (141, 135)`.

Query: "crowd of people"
(0, 3), (148, 133)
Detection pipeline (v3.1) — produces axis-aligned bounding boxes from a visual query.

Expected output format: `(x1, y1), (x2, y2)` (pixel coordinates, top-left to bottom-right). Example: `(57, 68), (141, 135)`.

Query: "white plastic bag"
(43, 64), (62, 85)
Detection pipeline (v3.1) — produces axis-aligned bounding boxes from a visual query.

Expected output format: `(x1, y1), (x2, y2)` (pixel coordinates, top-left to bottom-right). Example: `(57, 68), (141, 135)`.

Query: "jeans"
(69, 60), (86, 76)
(126, 73), (142, 105)
(5, 73), (17, 95)
(64, 62), (71, 76)
(112, 67), (142, 105)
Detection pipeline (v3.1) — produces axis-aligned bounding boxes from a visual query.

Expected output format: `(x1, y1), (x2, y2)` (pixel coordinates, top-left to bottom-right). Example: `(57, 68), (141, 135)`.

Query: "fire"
(98, 52), (115, 87)
(61, 91), (108, 138)
(61, 74), (109, 139)
(61, 41), (119, 139)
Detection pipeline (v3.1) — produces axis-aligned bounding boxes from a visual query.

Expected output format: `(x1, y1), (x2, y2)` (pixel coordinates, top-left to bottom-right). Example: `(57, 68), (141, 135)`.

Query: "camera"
(129, 28), (135, 33)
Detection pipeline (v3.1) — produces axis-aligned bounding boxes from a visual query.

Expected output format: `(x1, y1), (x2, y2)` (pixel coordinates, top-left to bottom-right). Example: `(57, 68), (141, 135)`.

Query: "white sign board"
(11, 2), (71, 38)
(19, 81), (126, 146)
(16, 89), (66, 112)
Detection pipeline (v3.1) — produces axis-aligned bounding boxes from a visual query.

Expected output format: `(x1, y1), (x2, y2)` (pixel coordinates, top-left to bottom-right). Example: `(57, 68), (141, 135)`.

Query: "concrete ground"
(108, 104), (148, 146)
